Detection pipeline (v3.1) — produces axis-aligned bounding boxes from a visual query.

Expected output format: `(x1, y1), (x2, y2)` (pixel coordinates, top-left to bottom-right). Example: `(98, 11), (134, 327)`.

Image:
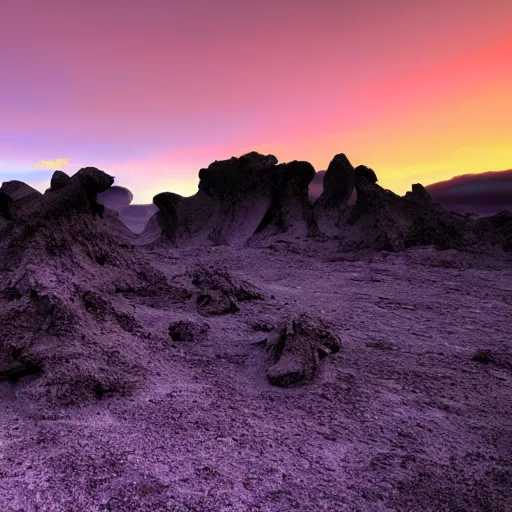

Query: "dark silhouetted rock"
(0, 191), (15, 221)
(320, 154), (355, 208)
(313, 153), (356, 235)
(49, 170), (71, 191)
(344, 177), (474, 252)
(264, 313), (341, 386)
(354, 165), (378, 188)
(252, 160), (316, 239)
(152, 152), (282, 247)
(0, 181), (42, 218)
(33, 167), (114, 220)
(168, 318), (210, 341)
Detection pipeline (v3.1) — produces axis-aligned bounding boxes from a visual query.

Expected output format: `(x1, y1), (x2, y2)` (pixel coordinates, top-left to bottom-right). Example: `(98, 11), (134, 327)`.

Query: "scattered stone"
(168, 318), (210, 341)
(472, 349), (494, 364)
(49, 170), (71, 191)
(264, 312), (341, 386)
(188, 265), (263, 316)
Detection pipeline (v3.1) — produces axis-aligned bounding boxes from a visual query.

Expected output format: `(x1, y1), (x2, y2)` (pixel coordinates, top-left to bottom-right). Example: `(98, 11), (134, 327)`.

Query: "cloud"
(32, 157), (70, 170)
(426, 169), (512, 216)
(97, 186), (134, 212)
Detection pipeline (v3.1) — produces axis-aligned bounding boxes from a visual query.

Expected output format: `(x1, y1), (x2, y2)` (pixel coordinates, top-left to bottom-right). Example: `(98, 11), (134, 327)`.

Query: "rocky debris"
(264, 313), (341, 386)
(114, 269), (191, 309)
(168, 318), (210, 342)
(0, 280), (145, 404)
(342, 177), (473, 252)
(473, 211), (512, 252)
(188, 265), (263, 316)
(472, 349), (494, 364)
(49, 170), (71, 191)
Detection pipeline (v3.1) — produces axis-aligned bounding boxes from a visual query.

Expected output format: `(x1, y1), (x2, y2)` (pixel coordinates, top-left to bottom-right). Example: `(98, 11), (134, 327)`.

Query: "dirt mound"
(264, 312), (341, 386)
(188, 265), (264, 316)
(168, 317), (210, 342)
(0, 167), (192, 405)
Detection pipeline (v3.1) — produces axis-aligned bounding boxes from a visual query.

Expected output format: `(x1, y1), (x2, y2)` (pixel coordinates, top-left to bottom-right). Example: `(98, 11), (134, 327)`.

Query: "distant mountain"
(426, 169), (512, 217)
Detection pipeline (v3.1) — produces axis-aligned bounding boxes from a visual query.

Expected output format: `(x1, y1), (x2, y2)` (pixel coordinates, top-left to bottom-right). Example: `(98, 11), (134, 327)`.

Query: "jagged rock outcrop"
(264, 313), (341, 386)
(38, 167), (114, 219)
(354, 165), (378, 188)
(0, 181), (42, 221)
(0, 167), (196, 404)
(150, 152), (317, 247)
(313, 153), (356, 235)
(251, 160), (316, 239)
(343, 177), (473, 252)
(49, 170), (71, 191)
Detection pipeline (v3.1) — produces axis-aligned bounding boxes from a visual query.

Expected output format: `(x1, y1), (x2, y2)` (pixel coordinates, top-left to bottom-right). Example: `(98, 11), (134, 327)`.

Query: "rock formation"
(0, 191), (15, 221)
(342, 176), (474, 252)
(148, 152), (316, 247)
(49, 170), (71, 191)
(313, 153), (355, 235)
(473, 211), (512, 252)
(0, 181), (42, 221)
(264, 313), (341, 386)
(251, 160), (316, 240)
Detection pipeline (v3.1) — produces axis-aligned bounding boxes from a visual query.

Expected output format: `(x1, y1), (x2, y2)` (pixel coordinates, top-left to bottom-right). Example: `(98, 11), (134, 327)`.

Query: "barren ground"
(1, 244), (511, 511)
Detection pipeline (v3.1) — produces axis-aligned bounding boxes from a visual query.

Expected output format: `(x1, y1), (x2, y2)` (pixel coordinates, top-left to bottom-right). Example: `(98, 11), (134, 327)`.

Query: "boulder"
(168, 318), (210, 342)
(264, 313), (341, 386)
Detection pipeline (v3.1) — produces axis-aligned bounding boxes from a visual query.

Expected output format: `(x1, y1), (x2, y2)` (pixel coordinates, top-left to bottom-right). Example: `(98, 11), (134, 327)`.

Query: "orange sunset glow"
(1, 0), (511, 204)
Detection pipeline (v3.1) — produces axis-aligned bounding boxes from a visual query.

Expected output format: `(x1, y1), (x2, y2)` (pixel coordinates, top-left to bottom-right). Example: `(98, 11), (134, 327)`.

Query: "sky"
(1, 0), (511, 204)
